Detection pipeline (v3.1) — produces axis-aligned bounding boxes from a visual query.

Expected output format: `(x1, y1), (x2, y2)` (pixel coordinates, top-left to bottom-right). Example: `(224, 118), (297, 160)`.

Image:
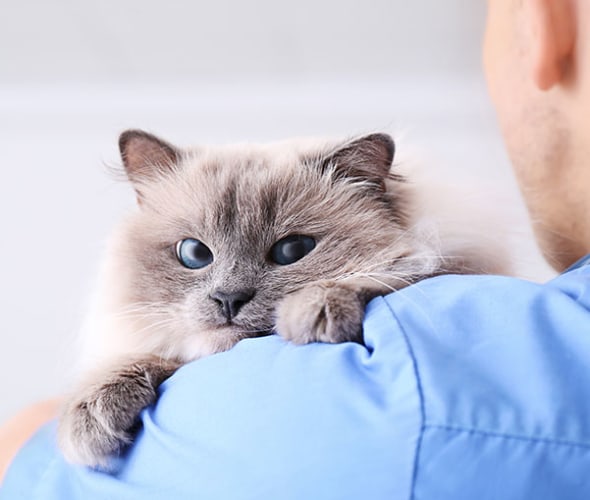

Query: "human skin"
(2, 0), (590, 486)
(0, 399), (61, 482)
(484, 0), (590, 270)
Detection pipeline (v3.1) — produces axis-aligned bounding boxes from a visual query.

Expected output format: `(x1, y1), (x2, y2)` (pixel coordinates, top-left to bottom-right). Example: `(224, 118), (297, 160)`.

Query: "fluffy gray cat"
(58, 130), (505, 468)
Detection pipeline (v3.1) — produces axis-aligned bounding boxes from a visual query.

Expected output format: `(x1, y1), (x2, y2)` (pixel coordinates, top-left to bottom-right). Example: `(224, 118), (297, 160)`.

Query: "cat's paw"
(276, 280), (365, 345)
(57, 369), (158, 469)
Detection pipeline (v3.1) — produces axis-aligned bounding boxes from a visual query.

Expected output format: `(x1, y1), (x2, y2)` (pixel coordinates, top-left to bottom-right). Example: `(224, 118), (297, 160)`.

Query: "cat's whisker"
(358, 275), (400, 293)
(337, 271), (435, 300)
(117, 302), (169, 311)
(345, 268), (441, 313)
(332, 251), (463, 279)
(110, 307), (168, 316)
(364, 272), (416, 288)
(111, 304), (168, 315)
(108, 303), (176, 321)
(108, 311), (171, 323)
(335, 269), (420, 283)
(129, 318), (179, 338)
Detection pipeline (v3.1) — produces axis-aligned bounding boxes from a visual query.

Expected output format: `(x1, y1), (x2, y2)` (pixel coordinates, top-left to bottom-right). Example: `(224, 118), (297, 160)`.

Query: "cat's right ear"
(315, 133), (398, 188)
(119, 129), (181, 198)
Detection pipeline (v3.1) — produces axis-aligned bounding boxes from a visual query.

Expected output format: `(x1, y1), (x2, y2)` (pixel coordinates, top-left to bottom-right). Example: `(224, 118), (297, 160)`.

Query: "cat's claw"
(276, 280), (365, 345)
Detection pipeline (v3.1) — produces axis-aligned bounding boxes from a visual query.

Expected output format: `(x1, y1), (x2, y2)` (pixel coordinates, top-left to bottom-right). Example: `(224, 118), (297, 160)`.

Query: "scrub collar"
(563, 254), (590, 273)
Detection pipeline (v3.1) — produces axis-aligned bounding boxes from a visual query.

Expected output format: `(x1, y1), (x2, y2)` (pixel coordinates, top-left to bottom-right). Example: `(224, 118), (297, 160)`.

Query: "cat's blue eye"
(175, 238), (214, 269)
(270, 235), (316, 266)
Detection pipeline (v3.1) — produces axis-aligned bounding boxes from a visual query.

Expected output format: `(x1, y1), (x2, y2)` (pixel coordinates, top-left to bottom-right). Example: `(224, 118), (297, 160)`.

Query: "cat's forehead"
(180, 144), (308, 197)
(176, 137), (346, 200)
(137, 139), (338, 237)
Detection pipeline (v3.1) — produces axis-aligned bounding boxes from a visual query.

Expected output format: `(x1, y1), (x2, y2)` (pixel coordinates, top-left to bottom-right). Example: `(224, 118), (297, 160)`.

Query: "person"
(1, 0), (589, 498)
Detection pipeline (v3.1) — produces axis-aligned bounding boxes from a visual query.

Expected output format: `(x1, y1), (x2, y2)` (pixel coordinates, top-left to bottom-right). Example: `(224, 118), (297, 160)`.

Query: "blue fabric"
(565, 253), (590, 272)
(2, 264), (590, 499)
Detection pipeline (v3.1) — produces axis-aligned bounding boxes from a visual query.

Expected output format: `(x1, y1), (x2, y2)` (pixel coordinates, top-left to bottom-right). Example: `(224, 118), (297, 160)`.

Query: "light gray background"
(0, 1), (553, 422)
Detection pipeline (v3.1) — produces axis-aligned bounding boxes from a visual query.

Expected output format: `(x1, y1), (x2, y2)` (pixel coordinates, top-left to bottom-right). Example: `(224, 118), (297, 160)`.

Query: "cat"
(58, 130), (507, 468)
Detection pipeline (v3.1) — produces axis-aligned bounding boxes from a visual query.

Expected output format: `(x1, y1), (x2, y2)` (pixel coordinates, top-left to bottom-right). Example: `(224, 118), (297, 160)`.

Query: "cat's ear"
(318, 133), (396, 186)
(119, 129), (181, 186)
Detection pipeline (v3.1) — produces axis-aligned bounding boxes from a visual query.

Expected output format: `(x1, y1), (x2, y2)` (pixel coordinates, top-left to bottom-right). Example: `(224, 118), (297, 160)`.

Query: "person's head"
(484, 0), (590, 271)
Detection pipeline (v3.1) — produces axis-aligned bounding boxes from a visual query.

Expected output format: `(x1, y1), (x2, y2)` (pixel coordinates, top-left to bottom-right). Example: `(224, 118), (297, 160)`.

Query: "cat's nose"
(210, 289), (255, 321)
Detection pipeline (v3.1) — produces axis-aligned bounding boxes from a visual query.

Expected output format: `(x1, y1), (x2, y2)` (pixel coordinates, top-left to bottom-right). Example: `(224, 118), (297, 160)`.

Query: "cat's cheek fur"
(275, 280), (365, 345)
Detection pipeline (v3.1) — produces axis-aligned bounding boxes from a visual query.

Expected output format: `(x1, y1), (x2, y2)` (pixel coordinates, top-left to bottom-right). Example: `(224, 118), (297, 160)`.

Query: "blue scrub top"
(2, 261), (589, 499)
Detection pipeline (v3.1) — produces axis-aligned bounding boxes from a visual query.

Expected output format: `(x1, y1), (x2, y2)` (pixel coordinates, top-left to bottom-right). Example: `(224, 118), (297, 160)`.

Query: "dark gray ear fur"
(318, 133), (397, 187)
(119, 129), (181, 185)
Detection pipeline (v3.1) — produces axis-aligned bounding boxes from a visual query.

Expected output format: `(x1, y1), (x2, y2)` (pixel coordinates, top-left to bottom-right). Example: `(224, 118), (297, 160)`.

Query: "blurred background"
(0, 0), (553, 422)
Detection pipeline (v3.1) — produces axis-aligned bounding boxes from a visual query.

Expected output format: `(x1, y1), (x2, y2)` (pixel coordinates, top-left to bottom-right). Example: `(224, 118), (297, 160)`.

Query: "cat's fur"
(58, 130), (506, 468)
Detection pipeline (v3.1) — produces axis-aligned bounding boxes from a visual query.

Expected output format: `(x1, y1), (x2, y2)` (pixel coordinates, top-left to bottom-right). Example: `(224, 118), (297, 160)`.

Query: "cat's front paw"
(58, 369), (159, 468)
(276, 280), (365, 345)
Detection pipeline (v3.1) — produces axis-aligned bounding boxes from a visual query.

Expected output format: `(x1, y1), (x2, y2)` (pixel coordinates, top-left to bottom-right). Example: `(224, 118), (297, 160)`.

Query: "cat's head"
(108, 130), (420, 360)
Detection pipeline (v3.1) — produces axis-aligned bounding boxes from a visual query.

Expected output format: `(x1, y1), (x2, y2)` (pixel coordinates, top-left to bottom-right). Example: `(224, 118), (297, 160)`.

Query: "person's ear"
(525, 0), (576, 90)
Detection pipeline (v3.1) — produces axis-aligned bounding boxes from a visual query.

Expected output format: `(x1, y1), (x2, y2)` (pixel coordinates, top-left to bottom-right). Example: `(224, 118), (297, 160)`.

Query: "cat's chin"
(177, 324), (270, 362)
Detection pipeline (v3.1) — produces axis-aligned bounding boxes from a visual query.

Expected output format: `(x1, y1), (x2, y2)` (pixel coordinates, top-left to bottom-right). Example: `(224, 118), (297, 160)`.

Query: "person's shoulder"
(368, 268), (590, 370)
(378, 267), (590, 336)
(366, 267), (590, 463)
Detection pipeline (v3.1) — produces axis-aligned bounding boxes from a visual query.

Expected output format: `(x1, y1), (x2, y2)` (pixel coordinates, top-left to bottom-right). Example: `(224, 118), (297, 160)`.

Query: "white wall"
(0, 1), (552, 423)
(1, 0), (485, 81)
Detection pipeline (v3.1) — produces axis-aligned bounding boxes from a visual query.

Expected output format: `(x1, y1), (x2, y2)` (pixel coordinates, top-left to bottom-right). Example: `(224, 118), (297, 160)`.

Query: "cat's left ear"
(119, 129), (181, 186)
(318, 133), (396, 186)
